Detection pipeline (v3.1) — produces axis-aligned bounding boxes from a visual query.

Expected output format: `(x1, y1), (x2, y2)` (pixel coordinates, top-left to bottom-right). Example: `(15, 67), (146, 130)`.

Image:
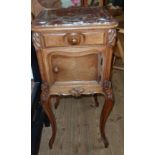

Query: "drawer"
(42, 31), (106, 48)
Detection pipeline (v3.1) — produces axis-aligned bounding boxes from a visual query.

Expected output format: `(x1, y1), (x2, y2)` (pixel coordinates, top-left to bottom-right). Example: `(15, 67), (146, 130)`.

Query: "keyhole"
(101, 58), (103, 65)
(98, 75), (101, 82)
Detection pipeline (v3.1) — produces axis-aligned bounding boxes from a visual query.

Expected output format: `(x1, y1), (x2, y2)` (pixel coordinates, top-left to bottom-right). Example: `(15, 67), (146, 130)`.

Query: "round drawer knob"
(53, 66), (59, 73)
(71, 38), (78, 45)
(66, 33), (82, 45)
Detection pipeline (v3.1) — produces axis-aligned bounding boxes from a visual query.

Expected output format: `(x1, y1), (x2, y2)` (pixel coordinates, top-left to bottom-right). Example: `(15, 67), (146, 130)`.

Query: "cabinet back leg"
(54, 96), (60, 109)
(93, 94), (99, 107)
(42, 97), (57, 149)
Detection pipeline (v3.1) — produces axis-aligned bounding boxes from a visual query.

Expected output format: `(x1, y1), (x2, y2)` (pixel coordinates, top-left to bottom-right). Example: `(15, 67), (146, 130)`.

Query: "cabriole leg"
(100, 80), (114, 148)
(41, 82), (57, 149)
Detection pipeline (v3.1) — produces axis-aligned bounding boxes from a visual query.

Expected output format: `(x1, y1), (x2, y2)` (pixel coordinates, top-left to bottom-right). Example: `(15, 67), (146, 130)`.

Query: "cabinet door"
(42, 47), (105, 86)
(51, 53), (98, 82)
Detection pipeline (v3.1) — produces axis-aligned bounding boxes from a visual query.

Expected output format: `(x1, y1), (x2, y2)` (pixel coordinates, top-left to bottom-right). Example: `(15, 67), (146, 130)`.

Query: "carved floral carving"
(41, 82), (49, 103)
(69, 87), (85, 97)
(102, 80), (113, 100)
(107, 29), (117, 47)
(32, 32), (41, 50)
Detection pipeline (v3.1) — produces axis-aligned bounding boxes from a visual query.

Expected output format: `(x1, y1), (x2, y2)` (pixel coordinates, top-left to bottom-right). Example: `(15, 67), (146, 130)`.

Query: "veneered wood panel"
(43, 33), (66, 47)
(83, 31), (105, 45)
(42, 47), (106, 85)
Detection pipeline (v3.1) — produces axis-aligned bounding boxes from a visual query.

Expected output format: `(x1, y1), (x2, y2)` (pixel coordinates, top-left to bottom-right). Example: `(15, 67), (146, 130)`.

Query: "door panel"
(42, 48), (105, 85)
(51, 54), (98, 82)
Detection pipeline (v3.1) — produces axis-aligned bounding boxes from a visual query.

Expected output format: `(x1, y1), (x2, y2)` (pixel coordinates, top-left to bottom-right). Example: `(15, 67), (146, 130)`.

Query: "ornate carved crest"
(32, 32), (41, 50)
(69, 87), (85, 97)
(107, 29), (117, 47)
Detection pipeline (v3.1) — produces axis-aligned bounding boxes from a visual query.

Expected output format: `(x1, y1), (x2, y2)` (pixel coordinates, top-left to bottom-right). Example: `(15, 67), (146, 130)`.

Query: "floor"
(38, 69), (124, 155)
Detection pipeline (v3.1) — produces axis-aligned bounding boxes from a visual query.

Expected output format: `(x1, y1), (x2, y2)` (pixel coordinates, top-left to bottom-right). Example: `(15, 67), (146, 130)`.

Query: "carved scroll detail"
(107, 29), (117, 47)
(32, 32), (41, 50)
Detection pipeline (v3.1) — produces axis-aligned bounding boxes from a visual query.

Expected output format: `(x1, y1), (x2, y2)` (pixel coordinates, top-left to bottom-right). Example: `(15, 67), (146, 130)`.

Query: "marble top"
(32, 7), (118, 28)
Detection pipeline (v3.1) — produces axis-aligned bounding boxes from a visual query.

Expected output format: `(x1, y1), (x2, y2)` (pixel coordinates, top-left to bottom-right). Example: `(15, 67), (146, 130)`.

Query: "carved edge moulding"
(107, 29), (116, 47)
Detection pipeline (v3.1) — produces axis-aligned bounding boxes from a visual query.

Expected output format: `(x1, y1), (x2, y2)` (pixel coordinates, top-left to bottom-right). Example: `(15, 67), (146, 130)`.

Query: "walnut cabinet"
(32, 7), (118, 149)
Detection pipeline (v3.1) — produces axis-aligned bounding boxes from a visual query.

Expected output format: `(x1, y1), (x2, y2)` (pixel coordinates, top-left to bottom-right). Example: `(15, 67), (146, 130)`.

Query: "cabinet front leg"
(41, 82), (57, 149)
(100, 81), (114, 148)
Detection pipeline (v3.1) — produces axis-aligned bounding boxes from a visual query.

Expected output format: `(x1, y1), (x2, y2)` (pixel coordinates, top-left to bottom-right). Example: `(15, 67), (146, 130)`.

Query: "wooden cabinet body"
(32, 7), (118, 149)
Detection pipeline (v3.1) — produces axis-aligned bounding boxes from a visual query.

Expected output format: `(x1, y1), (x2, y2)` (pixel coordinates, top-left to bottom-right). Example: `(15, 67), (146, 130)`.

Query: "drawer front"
(42, 31), (106, 48)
